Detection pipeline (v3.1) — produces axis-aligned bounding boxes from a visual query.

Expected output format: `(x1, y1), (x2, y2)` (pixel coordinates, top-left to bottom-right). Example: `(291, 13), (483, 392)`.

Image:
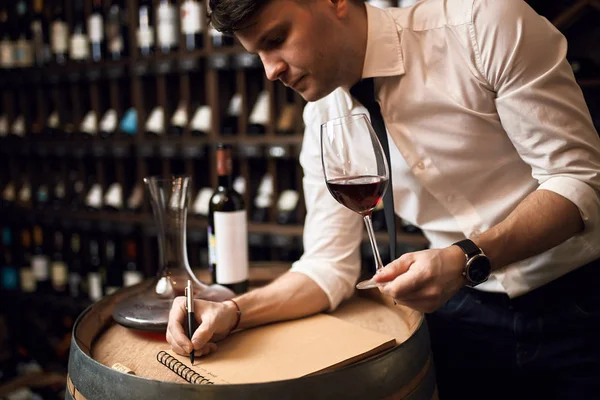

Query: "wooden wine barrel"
(66, 282), (437, 400)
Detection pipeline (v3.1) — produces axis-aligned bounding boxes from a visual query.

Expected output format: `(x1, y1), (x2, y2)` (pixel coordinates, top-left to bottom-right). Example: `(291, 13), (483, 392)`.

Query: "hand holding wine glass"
(321, 114), (390, 290)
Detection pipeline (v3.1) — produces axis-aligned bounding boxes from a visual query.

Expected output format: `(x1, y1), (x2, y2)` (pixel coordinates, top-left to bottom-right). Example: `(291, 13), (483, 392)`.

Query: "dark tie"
(350, 78), (396, 262)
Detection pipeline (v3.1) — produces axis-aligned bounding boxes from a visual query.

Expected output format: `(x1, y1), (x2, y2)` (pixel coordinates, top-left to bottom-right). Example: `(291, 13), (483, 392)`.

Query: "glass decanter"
(112, 176), (235, 333)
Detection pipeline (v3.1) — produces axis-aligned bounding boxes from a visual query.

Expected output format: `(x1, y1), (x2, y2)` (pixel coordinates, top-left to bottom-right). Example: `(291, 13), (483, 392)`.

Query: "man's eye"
(266, 36), (285, 48)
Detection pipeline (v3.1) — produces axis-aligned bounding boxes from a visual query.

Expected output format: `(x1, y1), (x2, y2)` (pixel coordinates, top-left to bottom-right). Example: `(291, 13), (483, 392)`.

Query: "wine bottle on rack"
(2, 181), (16, 208)
(104, 240), (122, 295)
(209, 25), (234, 47)
(11, 115), (26, 139)
(68, 233), (83, 298)
(50, 231), (68, 295)
(248, 91), (270, 135)
(181, 0), (203, 51)
(157, 0), (178, 54)
(1, 228), (18, 291)
(252, 174), (273, 223)
(70, 0), (90, 63)
(168, 103), (188, 136)
(208, 144), (249, 294)
(99, 109), (118, 138)
(123, 239), (143, 287)
(126, 183), (144, 213)
(14, 0), (33, 68)
(18, 179), (32, 209)
(31, 0), (51, 67)
(80, 110), (99, 138)
(0, 5), (14, 69)
(31, 225), (51, 293)
(51, 175), (66, 210)
(45, 110), (60, 138)
(68, 171), (86, 211)
(276, 103), (300, 135)
(190, 104), (211, 136)
(119, 107), (138, 136)
(145, 106), (166, 136)
(85, 181), (104, 211)
(88, 0), (105, 62)
(0, 115), (8, 139)
(104, 182), (123, 211)
(19, 229), (36, 293)
(106, 0), (127, 60)
(276, 189), (299, 225)
(192, 187), (214, 217)
(137, 0), (154, 56)
(222, 93), (242, 135)
(50, 0), (69, 65)
(87, 239), (103, 302)
(35, 177), (49, 209)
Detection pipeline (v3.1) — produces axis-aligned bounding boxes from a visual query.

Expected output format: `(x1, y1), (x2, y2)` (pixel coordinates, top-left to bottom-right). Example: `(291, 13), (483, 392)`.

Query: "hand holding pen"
(185, 280), (195, 364)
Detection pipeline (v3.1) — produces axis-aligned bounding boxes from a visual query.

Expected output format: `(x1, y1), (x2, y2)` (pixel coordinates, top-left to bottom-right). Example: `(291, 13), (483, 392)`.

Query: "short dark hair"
(208, 0), (270, 34)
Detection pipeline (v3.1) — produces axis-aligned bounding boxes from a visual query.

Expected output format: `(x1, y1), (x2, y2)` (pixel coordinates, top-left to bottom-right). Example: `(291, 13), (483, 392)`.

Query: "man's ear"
(330, 0), (351, 19)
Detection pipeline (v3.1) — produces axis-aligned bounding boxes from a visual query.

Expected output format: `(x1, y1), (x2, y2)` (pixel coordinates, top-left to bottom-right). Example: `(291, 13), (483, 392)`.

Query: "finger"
(167, 330), (188, 356)
(168, 297), (193, 353)
(374, 254), (414, 283)
(194, 342), (218, 357)
(191, 322), (215, 349)
(380, 268), (424, 300)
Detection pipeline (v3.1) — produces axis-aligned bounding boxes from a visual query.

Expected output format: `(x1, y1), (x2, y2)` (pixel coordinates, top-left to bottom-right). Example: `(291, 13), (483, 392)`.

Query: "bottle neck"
(218, 173), (231, 189)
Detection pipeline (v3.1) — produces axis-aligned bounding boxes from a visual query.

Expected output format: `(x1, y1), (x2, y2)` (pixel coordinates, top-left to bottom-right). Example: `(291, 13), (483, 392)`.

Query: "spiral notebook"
(156, 313), (396, 384)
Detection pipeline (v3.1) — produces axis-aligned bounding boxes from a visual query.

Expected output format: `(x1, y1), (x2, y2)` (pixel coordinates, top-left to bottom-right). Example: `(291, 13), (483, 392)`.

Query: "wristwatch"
(453, 239), (491, 287)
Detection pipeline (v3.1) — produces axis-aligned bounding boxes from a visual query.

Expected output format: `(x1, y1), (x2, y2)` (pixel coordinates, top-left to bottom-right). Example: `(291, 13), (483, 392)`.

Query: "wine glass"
(321, 114), (390, 290)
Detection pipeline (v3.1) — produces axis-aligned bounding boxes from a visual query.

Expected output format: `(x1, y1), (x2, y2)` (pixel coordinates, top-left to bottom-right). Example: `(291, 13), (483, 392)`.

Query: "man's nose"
(261, 54), (287, 81)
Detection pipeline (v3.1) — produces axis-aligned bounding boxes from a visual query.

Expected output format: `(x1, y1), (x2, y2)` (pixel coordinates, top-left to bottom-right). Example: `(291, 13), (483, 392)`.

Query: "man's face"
(235, 0), (351, 102)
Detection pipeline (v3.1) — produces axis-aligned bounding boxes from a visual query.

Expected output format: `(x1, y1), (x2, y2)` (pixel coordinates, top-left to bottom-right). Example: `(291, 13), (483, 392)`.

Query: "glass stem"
(363, 213), (384, 272)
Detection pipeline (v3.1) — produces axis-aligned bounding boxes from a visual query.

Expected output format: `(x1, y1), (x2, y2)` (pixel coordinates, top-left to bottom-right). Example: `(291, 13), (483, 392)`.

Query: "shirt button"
(416, 161), (425, 170)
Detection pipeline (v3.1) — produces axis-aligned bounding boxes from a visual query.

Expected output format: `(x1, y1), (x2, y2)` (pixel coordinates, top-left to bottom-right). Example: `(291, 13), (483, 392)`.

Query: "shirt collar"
(362, 3), (405, 79)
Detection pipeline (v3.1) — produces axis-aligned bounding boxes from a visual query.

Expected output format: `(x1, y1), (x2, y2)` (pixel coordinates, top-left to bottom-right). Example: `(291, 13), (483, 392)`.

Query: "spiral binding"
(157, 350), (214, 385)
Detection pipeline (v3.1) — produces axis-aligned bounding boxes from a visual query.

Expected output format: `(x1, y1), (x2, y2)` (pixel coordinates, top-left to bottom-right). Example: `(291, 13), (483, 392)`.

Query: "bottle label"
(109, 36), (123, 54)
(70, 33), (90, 60)
(31, 255), (49, 281)
(0, 40), (14, 68)
(51, 261), (68, 288)
(157, 4), (178, 47)
(15, 39), (33, 67)
(214, 210), (249, 284)
(88, 273), (102, 301)
(208, 225), (217, 265)
(20, 268), (37, 293)
(1, 266), (18, 290)
(51, 21), (69, 54)
(137, 27), (155, 49)
(88, 14), (104, 43)
(181, 1), (203, 34)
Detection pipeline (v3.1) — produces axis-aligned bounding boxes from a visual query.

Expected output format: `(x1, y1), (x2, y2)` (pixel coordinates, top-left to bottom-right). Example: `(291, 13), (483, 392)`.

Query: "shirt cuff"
(538, 176), (600, 232)
(290, 259), (360, 311)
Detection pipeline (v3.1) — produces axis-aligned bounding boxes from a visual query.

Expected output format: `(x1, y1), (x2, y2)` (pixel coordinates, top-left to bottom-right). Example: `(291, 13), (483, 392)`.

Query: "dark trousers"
(426, 260), (600, 400)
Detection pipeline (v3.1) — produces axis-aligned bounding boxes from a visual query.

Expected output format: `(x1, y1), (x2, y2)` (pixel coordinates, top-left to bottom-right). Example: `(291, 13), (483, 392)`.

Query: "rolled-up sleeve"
(472, 0), (600, 231)
(289, 99), (364, 311)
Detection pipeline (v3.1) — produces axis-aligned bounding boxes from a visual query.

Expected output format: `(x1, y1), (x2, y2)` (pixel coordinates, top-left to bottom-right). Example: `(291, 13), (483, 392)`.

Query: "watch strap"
(453, 239), (482, 258)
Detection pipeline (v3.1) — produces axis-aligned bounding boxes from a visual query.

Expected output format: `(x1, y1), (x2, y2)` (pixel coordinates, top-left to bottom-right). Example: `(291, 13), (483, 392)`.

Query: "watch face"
(467, 255), (491, 284)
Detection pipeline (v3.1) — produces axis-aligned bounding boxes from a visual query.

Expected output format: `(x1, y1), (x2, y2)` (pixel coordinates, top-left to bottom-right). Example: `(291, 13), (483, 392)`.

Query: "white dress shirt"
(290, 0), (600, 310)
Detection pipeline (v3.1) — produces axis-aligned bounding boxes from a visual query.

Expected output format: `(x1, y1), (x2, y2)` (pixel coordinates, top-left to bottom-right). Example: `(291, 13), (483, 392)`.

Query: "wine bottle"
(209, 25), (234, 47)
(276, 189), (299, 225)
(50, 231), (68, 295)
(233, 176), (246, 196)
(137, 0), (154, 56)
(88, 0), (105, 62)
(17, 179), (32, 209)
(31, 0), (51, 66)
(87, 238), (103, 301)
(119, 107), (138, 136)
(105, 0), (127, 60)
(50, 0), (69, 65)
(2, 181), (16, 208)
(69, 171), (86, 211)
(51, 175), (66, 210)
(35, 178), (49, 209)
(11, 115), (26, 139)
(168, 103), (188, 136)
(0, 5), (14, 69)
(14, 0), (33, 68)
(80, 110), (98, 138)
(19, 229), (36, 293)
(68, 233), (83, 298)
(192, 187), (214, 217)
(85, 181), (104, 211)
(189, 104), (211, 136)
(45, 110), (60, 138)
(276, 103), (299, 134)
(104, 182), (123, 211)
(99, 109), (118, 138)
(1, 228), (18, 291)
(123, 239), (143, 287)
(248, 91), (270, 134)
(145, 106), (165, 136)
(0, 114), (8, 139)
(222, 93), (242, 135)
(208, 144), (249, 293)
(126, 183), (144, 213)
(104, 239), (122, 295)
(181, 0), (203, 51)
(70, 0), (89, 63)
(252, 174), (273, 223)
(31, 225), (51, 293)
(156, 0), (178, 54)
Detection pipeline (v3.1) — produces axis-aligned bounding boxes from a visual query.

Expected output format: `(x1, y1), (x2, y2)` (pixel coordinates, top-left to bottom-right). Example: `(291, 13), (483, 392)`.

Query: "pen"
(185, 280), (195, 365)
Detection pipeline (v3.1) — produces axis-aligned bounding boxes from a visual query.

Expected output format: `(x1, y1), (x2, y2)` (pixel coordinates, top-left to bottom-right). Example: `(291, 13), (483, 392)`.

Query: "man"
(167, 0), (600, 397)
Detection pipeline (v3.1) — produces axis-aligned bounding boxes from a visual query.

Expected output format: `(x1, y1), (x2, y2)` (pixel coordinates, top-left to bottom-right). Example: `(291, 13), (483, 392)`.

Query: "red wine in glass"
(326, 175), (388, 216)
